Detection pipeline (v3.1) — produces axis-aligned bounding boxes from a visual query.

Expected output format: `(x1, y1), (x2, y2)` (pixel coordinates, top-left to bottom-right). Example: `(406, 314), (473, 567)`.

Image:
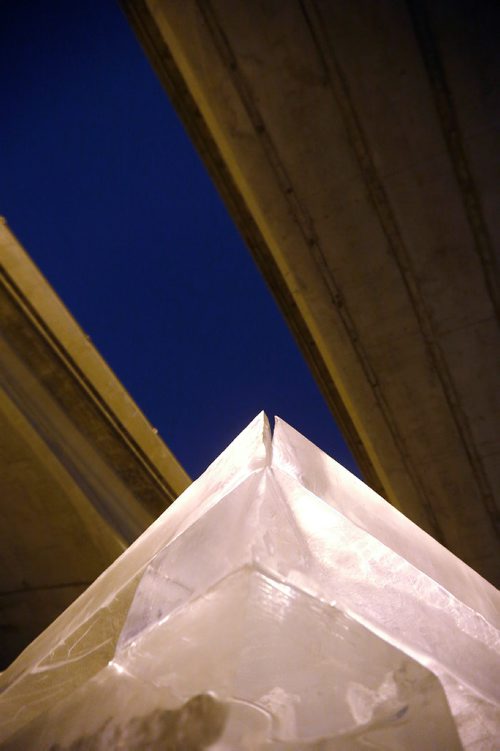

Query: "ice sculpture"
(0, 413), (498, 749)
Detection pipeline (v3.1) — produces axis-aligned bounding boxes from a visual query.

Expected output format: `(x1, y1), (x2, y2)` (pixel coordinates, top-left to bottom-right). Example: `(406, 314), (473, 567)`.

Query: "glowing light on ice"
(0, 413), (498, 749)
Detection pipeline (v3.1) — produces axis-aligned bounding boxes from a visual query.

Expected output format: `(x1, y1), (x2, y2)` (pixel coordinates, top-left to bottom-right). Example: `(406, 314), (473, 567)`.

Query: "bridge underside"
(123, 0), (500, 583)
(0, 224), (190, 667)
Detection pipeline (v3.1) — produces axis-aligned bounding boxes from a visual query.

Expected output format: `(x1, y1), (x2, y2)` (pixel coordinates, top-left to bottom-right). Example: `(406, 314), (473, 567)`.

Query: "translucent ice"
(0, 413), (498, 749)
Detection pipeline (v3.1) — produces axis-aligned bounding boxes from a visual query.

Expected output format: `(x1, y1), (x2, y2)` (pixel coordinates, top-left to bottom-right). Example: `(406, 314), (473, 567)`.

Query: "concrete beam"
(0, 221), (190, 666)
(122, 0), (500, 583)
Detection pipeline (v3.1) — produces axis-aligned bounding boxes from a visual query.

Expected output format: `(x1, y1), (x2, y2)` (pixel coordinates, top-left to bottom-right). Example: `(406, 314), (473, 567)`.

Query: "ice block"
(0, 413), (498, 749)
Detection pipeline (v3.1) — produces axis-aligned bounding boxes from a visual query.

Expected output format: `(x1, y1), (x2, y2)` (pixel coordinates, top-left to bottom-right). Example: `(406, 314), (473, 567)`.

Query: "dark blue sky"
(0, 0), (358, 479)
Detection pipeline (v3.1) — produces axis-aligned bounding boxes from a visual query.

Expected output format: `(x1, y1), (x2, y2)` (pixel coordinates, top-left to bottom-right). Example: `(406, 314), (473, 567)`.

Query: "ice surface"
(0, 413), (271, 738)
(0, 412), (498, 749)
(272, 418), (500, 628)
(4, 569), (462, 749)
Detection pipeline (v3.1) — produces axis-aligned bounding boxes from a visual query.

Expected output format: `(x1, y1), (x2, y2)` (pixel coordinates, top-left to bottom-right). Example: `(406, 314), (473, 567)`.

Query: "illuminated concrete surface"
(123, 0), (500, 584)
(0, 222), (190, 667)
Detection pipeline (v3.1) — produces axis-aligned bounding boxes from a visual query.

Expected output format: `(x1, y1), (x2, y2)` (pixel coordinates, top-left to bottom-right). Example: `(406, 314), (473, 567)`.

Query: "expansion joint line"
(198, 0), (445, 542)
(302, 0), (499, 538)
(406, 0), (500, 325)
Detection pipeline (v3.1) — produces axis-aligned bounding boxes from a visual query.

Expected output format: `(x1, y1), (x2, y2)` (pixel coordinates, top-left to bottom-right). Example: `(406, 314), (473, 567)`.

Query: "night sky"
(1, 0), (358, 480)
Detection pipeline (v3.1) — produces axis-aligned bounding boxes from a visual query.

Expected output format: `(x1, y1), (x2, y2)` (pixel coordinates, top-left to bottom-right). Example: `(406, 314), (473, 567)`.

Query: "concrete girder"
(123, 0), (500, 583)
(0, 222), (190, 666)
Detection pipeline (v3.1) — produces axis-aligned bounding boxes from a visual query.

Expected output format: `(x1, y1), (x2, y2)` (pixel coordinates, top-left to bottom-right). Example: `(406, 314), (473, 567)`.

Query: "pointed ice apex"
(0, 413), (498, 749)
